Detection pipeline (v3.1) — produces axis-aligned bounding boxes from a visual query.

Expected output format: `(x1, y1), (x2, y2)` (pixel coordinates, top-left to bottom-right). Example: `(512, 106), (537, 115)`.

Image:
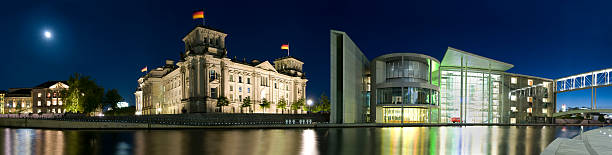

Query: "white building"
(135, 25), (308, 115)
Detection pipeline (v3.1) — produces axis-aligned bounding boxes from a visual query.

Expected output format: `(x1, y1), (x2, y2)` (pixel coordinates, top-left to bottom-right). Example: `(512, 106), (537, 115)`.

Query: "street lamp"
(306, 99), (313, 113)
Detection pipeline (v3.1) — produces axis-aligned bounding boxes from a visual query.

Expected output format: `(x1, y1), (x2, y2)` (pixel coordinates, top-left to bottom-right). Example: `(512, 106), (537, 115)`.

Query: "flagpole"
(288, 43), (290, 56)
(202, 9), (205, 26)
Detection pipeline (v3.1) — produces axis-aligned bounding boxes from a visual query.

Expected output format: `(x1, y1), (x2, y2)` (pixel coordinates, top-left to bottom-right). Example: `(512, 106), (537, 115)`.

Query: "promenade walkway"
(541, 126), (612, 155)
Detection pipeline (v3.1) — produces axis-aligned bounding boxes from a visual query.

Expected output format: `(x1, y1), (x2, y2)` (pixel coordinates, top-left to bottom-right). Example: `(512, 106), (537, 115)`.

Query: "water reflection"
(320, 126), (588, 155)
(0, 126), (598, 155)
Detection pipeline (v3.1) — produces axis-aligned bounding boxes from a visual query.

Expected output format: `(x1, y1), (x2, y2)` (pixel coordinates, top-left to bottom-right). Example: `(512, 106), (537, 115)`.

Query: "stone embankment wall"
(0, 113), (330, 129)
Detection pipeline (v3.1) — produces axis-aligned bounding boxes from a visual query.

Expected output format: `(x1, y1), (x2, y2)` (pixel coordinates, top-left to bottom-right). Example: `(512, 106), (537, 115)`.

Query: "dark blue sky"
(0, 0), (610, 109)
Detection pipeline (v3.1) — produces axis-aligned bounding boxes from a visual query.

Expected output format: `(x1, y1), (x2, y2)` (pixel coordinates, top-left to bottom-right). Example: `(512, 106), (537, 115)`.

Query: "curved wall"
(370, 53), (441, 123)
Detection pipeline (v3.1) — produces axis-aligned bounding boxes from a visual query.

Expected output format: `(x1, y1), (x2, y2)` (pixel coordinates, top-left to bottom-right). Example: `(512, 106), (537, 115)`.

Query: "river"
(0, 126), (601, 155)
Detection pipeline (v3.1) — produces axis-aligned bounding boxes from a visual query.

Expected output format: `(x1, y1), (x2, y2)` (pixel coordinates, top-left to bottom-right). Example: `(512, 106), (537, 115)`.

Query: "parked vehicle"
(451, 117), (461, 123)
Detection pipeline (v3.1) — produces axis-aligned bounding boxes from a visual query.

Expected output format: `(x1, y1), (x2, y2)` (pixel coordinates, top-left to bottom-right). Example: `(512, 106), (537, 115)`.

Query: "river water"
(0, 126), (601, 155)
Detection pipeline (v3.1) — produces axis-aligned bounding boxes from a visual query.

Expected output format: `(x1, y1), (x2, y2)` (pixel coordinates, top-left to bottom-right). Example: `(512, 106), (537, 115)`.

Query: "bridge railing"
(555, 68), (612, 92)
(552, 109), (612, 117)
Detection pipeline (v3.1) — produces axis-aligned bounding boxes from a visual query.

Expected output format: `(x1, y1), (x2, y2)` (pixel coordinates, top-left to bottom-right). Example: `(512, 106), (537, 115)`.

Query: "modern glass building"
(330, 30), (556, 124)
(438, 48), (509, 123)
(370, 53), (440, 123)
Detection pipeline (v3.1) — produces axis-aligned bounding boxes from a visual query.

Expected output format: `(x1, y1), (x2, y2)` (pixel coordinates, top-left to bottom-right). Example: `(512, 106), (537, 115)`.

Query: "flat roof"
(441, 47), (514, 71)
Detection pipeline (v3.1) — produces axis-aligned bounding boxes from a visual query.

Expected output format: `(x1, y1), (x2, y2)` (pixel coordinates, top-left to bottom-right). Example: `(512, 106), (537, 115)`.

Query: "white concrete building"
(135, 25), (308, 115)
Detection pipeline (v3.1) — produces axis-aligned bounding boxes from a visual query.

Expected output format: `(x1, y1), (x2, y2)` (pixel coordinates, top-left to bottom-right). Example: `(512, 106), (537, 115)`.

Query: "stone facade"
(3, 81), (69, 114)
(136, 26), (308, 115)
(0, 90), (5, 113)
(31, 81), (69, 114)
(4, 88), (32, 114)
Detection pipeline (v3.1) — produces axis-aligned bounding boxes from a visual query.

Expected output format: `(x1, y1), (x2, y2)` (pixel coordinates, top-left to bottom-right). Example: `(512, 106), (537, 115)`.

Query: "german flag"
(141, 66), (148, 72)
(281, 44), (289, 50)
(193, 10), (204, 19)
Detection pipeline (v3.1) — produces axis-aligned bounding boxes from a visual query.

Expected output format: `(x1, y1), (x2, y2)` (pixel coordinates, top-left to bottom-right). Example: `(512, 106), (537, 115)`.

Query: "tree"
(278, 97), (287, 114)
(241, 96), (252, 113)
(317, 93), (331, 112)
(291, 98), (305, 114)
(259, 98), (271, 113)
(216, 96), (229, 112)
(103, 89), (123, 110)
(62, 73), (105, 114)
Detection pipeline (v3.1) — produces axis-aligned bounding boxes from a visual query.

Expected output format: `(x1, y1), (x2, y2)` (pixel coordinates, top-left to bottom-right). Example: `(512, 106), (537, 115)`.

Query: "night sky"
(1, 0), (611, 110)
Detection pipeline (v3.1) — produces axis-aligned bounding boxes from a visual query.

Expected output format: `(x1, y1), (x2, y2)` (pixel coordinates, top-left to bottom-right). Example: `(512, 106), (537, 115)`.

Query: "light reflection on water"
(0, 126), (600, 155)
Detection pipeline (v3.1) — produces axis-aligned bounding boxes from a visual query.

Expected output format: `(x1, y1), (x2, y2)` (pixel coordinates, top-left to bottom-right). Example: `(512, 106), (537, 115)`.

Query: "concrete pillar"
(460, 56), (463, 123)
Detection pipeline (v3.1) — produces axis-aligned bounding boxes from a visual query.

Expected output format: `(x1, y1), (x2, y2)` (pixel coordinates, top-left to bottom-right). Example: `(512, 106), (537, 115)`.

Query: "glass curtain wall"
(440, 69), (501, 123)
(376, 87), (437, 105)
(382, 107), (428, 123)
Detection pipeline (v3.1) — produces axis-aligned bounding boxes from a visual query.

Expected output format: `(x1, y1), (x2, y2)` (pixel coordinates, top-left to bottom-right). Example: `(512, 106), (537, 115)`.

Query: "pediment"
(255, 61), (277, 72)
(50, 82), (69, 89)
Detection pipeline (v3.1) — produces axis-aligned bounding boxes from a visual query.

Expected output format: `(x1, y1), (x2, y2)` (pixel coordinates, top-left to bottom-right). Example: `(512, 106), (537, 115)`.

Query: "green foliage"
(104, 106), (136, 116)
(260, 98), (271, 112)
(217, 96), (229, 107)
(291, 98), (305, 111)
(308, 93), (331, 113)
(241, 96), (252, 107)
(278, 97), (287, 110)
(62, 73), (105, 114)
(317, 93), (331, 112)
(103, 89), (123, 109)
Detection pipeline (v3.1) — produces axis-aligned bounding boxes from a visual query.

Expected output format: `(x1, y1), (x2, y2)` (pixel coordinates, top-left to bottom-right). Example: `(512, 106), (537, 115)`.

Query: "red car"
(451, 117), (461, 123)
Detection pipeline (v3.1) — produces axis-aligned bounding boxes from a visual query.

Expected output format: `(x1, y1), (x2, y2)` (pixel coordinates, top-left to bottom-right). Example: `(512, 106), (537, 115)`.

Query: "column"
(460, 56), (463, 123)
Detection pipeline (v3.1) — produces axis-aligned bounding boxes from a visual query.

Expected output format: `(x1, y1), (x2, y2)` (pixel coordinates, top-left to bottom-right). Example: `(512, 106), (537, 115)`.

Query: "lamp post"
(306, 99), (313, 113)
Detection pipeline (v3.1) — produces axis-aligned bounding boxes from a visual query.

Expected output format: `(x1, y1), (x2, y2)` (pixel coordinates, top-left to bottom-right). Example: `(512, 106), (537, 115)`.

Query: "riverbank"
(541, 126), (612, 155)
(0, 118), (609, 129)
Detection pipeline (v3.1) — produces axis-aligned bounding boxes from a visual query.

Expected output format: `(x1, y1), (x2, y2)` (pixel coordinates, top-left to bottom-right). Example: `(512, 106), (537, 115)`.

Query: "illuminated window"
(53, 100), (57, 105)
(38, 93), (42, 97)
(37, 109), (41, 113)
(59, 101), (62, 105)
(527, 97), (533, 102)
(527, 108), (532, 113)
(52, 109), (55, 113)
(511, 107), (518, 112)
(511, 77), (517, 84)
(47, 93), (51, 97)
(58, 108), (61, 113)
(38, 101), (41, 106)
(510, 118), (516, 124)
(527, 79), (533, 86)
(542, 108), (548, 114)
(542, 98), (549, 103)
(47, 101), (51, 106)
(511, 95), (517, 101)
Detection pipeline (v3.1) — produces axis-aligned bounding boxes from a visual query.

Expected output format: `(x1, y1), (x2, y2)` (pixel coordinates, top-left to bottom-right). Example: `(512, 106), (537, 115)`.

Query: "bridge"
(552, 109), (612, 117)
(555, 68), (612, 110)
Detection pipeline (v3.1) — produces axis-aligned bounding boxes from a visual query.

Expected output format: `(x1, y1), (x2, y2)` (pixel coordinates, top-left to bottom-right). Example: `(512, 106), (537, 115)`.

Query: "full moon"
(44, 31), (52, 39)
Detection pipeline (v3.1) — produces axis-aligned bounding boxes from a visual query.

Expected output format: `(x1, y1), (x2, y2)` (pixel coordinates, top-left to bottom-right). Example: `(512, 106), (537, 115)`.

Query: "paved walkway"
(542, 127), (612, 155)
